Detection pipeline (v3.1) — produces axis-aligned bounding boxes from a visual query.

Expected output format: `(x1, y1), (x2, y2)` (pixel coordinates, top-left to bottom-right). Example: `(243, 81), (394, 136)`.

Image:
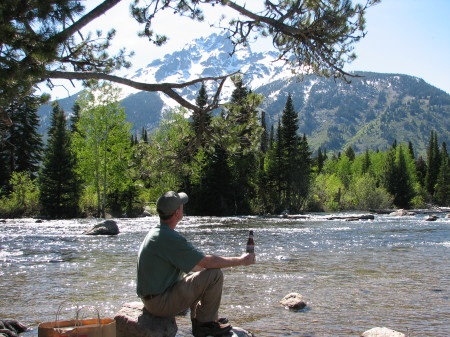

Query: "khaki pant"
(142, 268), (223, 323)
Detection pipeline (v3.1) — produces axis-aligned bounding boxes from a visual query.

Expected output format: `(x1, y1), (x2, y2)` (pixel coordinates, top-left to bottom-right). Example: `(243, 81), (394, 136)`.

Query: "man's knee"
(199, 268), (223, 285)
(206, 268), (223, 278)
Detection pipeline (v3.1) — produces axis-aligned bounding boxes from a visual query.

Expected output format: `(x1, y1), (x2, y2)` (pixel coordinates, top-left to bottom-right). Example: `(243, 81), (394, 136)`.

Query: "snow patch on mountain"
(115, 32), (294, 112)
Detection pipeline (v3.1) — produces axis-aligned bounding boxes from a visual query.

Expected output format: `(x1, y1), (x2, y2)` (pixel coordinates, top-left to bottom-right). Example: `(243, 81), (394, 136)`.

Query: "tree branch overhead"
(0, 0), (380, 118)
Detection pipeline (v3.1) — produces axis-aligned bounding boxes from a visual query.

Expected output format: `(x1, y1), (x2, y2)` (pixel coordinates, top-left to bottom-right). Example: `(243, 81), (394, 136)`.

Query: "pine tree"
(141, 127), (148, 144)
(317, 146), (327, 173)
(265, 121), (284, 213)
(415, 156), (427, 187)
(382, 148), (397, 199)
(39, 102), (81, 218)
(254, 110), (270, 213)
(230, 77), (251, 105)
(425, 131), (441, 197)
(189, 144), (233, 215)
(222, 76), (263, 214)
(362, 149), (371, 174)
(434, 143), (450, 205)
(280, 94), (299, 156)
(0, 93), (43, 195)
(382, 146), (415, 208)
(292, 134), (312, 209)
(192, 83), (211, 146)
(269, 125), (274, 149)
(278, 94), (311, 212)
(280, 94), (299, 209)
(393, 146), (415, 208)
(260, 110), (269, 153)
(344, 146), (356, 161)
(408, 141), (415, 159)
(69, 102), (81, 133)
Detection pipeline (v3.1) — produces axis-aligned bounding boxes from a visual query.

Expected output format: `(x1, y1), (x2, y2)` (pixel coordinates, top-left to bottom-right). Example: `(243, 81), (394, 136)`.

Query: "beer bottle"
(246, 230), (255, 253)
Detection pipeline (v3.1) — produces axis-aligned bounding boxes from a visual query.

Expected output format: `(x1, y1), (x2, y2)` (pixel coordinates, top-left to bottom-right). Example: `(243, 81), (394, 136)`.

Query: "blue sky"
(49, 0), (450, 98)
(346, 0), (450, 94)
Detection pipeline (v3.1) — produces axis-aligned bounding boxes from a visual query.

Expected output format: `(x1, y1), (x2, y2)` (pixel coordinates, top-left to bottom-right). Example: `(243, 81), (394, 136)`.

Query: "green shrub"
(0, 172), (39, 217)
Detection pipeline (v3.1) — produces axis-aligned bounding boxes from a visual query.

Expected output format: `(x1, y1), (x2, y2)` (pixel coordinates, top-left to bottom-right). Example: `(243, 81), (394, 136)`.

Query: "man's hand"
(240, 253), (256, 266)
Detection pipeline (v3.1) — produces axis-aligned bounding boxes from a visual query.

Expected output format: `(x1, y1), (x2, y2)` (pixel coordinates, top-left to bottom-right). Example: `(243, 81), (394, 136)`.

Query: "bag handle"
(55, 302), (102, 329)
(56, 302), (80, 329)
(76, 305), (101, 326)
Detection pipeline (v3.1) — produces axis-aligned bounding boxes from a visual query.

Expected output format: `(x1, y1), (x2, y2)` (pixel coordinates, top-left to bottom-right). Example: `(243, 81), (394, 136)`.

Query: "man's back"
(136, 222), (204, 297)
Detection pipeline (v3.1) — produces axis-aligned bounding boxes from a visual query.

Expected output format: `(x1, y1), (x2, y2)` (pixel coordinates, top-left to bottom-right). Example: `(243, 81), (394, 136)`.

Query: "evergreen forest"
(1, 79), (449, 219)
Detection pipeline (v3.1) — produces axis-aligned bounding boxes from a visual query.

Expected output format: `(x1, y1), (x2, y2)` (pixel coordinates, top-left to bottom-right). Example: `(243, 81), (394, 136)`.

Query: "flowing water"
(1, 213), (449, 336)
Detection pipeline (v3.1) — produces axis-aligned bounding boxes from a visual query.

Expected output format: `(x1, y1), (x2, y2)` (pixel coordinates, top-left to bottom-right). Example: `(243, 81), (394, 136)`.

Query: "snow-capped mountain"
(118, 32), (291, 108)
(38, 32), (450, 155)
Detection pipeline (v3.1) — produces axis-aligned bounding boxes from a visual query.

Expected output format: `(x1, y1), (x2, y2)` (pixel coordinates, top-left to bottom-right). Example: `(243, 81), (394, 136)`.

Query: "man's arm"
(194, 253), (256, 270)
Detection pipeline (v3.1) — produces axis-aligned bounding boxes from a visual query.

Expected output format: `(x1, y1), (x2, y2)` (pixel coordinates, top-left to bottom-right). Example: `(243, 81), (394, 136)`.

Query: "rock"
(326, 214), (375, 221)
(446, 213), (450, 218)
(83, 220), (119, 235)
(369, 209), (394, 214)
(115, 302), (177, 337)
(389, 209), (408, 216)
(358, 214), (376, 220)
(425, 215), (438, 221)
(361, 327), (406, 337)
(388, 209), (416, 216)
(142, 210), (152, 217)
(285, 214), (310, 219)
(280, 293), (307, 310)
(229, 326), (254, 337)
(0, 320), (28, 337)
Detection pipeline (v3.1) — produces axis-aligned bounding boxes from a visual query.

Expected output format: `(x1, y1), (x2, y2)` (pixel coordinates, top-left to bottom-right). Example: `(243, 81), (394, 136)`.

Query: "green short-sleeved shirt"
(136, 223), (205, 297)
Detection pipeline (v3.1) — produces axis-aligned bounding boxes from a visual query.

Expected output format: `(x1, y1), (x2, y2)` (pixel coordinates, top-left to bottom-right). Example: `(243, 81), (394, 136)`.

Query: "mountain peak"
(125, 31), (285, 107)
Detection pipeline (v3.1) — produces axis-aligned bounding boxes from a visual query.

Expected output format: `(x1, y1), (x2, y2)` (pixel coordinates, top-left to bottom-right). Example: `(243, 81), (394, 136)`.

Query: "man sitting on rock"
(137, 191), (256, 337)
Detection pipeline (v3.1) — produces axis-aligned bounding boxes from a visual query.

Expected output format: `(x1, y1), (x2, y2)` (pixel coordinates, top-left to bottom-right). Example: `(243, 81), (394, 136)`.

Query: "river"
(1, 213), (449, 336)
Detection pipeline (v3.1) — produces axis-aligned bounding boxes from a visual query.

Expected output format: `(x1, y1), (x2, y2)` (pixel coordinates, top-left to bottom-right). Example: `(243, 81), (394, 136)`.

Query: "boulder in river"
(361, 327), (406, 337)
(115, 302), (177, 337)
(115, 302), (254, 337)
(389, 209), (414, 216)
(229, 326), (254, 336)
(83, 220), (119, 235)
(280, 293), (307, 310)
(326, 214), (375, 221)
(425, 215), (438, 221)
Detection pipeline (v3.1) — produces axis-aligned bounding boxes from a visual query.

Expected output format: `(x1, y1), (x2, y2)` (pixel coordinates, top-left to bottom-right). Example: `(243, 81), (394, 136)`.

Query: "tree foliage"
(0, 172), (39, 217)
(425, 130), (440, 196)
(39, 102), (81, 218)
(132, 107), (194, 204)
(72, 83), (133, 217)
(0, 91), (44, 195)
(220, 77), (263, 214)
(277, 94), (311, 211)
(434, 143), (450, 205)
